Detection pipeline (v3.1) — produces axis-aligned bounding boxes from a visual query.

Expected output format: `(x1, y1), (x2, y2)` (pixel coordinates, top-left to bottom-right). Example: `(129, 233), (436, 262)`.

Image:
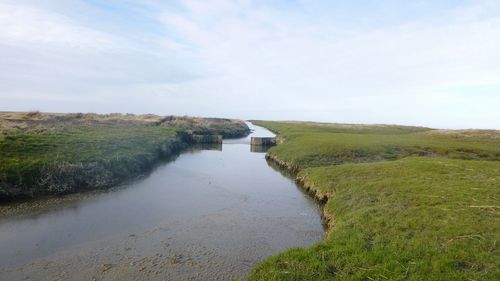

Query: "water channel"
(0, 123), (324, 280)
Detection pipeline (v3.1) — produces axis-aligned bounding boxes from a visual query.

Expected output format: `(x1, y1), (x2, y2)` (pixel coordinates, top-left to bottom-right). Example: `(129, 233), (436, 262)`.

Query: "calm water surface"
(0, 123), (323, 281)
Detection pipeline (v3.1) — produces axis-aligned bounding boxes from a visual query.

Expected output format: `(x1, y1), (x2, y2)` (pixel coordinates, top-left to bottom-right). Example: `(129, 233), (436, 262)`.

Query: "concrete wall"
(250, 137), (276, 145)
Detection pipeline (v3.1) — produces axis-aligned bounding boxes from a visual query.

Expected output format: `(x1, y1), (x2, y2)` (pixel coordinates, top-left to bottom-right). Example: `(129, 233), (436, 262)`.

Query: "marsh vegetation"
(1, 114), (498, 280)
(248, 121), (500, 280)
(0, 112), (249, 200)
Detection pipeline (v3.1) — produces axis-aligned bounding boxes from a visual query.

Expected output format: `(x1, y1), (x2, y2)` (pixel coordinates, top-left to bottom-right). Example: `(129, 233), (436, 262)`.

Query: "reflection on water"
(250, 144), (274, 153)
(0, 123), (323, 281)
(190, 143), (223, 151)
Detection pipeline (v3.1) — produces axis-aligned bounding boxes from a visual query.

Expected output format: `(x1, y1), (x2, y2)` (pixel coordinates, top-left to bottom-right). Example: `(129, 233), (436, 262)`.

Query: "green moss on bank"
(248, 121), (500, 280)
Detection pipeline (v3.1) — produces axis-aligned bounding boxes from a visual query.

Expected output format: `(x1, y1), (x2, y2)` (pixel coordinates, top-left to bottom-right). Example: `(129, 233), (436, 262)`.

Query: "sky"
(1, 0), (500, 129)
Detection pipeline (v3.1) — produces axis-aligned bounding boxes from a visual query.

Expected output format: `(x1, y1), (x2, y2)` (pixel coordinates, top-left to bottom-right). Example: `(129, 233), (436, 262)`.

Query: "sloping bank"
(248, 121), (500, 281)
(0, 113), (249, 201)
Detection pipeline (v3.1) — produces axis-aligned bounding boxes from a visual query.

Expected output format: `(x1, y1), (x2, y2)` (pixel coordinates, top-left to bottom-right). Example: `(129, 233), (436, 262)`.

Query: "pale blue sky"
(1, 0), (499, 129)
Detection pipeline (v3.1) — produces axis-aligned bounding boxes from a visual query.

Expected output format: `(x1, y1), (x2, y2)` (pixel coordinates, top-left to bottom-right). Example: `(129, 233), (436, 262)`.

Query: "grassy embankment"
(0, 112), (249, 201)
(249, 121), (500, 281)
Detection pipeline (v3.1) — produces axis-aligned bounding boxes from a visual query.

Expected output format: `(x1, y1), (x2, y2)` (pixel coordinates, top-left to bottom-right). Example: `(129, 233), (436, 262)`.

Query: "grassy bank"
(249, 121), (500, 280)
(0, 112), (249, 201)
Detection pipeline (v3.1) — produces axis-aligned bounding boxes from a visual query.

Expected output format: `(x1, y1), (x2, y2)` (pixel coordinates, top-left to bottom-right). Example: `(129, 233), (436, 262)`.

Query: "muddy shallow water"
(0, 123), (324, 281)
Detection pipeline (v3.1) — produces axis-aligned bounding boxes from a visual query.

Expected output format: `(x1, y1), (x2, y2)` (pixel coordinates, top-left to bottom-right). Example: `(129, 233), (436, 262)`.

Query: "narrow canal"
(0, 123), (324, 281)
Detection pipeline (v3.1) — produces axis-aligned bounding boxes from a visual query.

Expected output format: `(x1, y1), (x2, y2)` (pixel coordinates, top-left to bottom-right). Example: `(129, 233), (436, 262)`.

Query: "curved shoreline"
(0, 122), (324, 281)
(0, 113), (250, 202)
(248, 121), (500, 281)
(0, 136), (188, 202)
(265, 153), (334, 235)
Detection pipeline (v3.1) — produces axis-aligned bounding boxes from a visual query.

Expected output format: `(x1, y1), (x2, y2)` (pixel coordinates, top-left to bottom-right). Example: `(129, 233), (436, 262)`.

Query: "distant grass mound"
(0, 112), (249, 200)
(248, 121), (500, 281)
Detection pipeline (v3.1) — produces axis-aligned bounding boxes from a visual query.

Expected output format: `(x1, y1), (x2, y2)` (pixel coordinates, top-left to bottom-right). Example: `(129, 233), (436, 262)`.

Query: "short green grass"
(0, 125), (182, 198)
(248, 121), (500, 280)
(257, 121), (500, 170)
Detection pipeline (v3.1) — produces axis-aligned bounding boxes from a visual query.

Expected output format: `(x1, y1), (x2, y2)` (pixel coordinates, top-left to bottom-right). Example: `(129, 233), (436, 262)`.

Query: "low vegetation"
(248, 121), (500, 280)
(159, 115), (250, 138)
(0, 112), (249, 201)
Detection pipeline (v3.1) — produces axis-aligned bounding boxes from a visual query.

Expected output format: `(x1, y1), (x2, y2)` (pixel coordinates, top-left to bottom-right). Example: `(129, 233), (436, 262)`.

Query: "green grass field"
(0, 112), (249, 200)
(248, 121), (500, 281)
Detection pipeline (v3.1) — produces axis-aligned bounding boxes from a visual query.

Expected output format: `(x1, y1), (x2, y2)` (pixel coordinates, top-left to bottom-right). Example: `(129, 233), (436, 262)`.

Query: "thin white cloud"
(0, 1), (200, 107)
(0, 0), (499, 129)
(0, 2), (115, 51)
(154, 0), (500, 128)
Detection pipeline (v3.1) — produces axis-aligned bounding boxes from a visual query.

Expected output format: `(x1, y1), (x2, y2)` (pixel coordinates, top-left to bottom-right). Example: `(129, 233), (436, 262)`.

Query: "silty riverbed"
(0, 123), (324, 281)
